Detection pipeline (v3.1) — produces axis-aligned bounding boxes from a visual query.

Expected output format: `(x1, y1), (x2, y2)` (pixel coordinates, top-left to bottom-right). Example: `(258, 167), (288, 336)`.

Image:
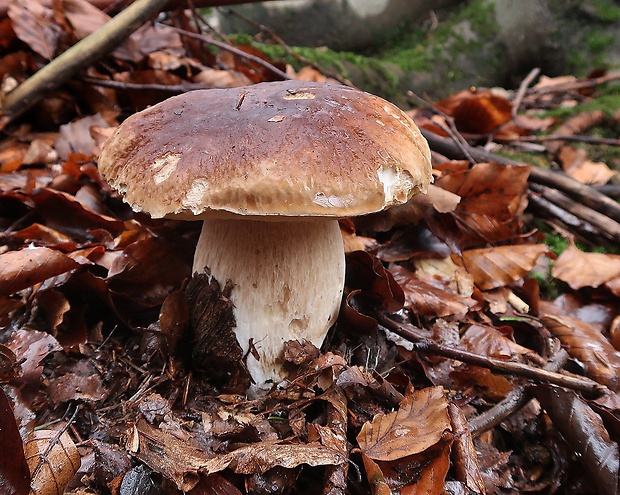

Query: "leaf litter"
(0, 2), (620, 494)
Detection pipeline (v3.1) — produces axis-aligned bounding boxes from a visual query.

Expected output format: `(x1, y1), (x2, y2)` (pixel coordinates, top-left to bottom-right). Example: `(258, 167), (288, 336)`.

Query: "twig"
(527, 193), (609, 245)
(164, 24), (292, 81)
(1, 0), (173, 126)
(468, 345), (569, 436)
(529, 183), (620, 242)
(421, 128), (620, 225)
(80, 75), (217, 92)
(505, 134), (620, 146)
(526, 71), (620, 96)
(379, 316), (606, 395)
(512, 67), (540, 117)
(30, 406), (81, 480)
(408, 90), (476, 164)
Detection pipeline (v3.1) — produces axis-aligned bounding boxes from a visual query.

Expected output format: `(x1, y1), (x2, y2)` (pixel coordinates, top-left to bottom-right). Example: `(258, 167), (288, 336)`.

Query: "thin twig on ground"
(379, 316), (606, 395)
(164, 24), (292, 81)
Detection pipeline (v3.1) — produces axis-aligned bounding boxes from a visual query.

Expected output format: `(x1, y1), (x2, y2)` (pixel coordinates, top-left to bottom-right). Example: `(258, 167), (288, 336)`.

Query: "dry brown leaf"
(25, 429), (80, 495)
(559, 146), (617, 185)
(133, 419), (344, 491)
(357, 386), (451, 462)
(0, 247), (80, 297)
(54, 114), (110, 160)
(460, 324), (540, 363)
(192, 67), (252, 88)
(436, 88), (513, 135)
(552, 245), (620, 296)
(459, 244), (548, 291)
(362, 439), (452, 495)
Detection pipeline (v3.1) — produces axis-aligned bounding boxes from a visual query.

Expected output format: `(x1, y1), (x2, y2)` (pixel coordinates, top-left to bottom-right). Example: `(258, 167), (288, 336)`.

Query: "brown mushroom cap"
(98, 81), (432, 220)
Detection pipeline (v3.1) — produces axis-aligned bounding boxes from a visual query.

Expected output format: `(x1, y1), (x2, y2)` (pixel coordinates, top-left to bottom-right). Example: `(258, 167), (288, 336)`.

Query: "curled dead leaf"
(25, 429), (80, 495)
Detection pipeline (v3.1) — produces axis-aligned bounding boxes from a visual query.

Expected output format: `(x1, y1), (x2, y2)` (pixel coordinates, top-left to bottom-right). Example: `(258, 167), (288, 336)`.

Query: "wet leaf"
(25, 429), (80, 495)
(7, 329), (62, 387)
(390, 263), (475, 317)
(532, 385), (619, 495)
(0, 387), (30, 495)
(0, 247), (80, 297)
(540, 304), (620, 391)
(357, 386), (451, 461)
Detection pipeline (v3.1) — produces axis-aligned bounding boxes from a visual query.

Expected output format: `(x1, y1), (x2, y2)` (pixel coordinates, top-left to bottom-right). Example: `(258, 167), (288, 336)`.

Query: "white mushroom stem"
(192, 218), (345, 396)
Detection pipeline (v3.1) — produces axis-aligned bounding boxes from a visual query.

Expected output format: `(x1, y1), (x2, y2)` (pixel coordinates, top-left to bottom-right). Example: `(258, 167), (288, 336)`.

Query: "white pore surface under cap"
(192, 218), (345, 397)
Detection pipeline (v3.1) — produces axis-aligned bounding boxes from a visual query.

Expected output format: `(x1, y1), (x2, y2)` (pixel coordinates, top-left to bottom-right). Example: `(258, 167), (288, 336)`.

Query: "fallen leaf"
(540, 305), (620, 391)
(7, 328), (62, 387)
(552, 245), (620, 296)
(460, 244), (548, 291)
(25, 429), (80, 495)
(390, 264), (475, 317)
(532, 385), (619, 495)
(133, 419), (343, 491)
(357, 386), (451, 462)
(7, 2), (59, 60)
(0, 387), (30, 495)
(435, 162), (531, 245)
(559, 146), (617, 185)
(0, 247), (80, 297)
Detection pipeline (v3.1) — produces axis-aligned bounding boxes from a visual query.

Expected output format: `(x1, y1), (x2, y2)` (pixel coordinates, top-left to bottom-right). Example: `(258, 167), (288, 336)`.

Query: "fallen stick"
(421, 128), (620, 227)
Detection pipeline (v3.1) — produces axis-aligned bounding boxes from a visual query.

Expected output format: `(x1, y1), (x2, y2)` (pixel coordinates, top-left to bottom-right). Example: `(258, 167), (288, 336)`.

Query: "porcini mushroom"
(98, 81), (431, 396)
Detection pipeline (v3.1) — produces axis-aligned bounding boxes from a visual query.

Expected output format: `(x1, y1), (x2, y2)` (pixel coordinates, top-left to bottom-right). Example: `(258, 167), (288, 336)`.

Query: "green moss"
(375, 0), (498, 73)
(541, 84), (620, 119)
(250, 42), (403, 101)
(494, 149), (549, 169)
(588, 0), (620, 22)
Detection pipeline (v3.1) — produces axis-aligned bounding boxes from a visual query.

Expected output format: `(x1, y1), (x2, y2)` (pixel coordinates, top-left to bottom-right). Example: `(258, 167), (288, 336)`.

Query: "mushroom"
(98, 81), (432, 396)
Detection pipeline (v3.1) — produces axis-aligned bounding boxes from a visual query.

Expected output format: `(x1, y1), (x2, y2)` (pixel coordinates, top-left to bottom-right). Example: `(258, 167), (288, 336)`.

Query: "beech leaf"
(552, 245), (620, 296)
(357, 386), (451, 462)
(541, 303), (620, 390)
(0, 247), (80, 297)
(460, 244), (548, 291)
(25, 429), (80, 495)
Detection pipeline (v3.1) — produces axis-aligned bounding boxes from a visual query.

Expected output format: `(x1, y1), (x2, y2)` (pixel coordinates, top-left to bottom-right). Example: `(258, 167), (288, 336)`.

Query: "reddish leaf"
(390, 264), (475, 317)
(7, 328), (62, 388)
(0, 247), (80, 297)
(345, 251), (404, 313)
(460, 244), (548, 291)
(451, 92), (513, 134)
(435, 162), (531, 245)
(0, 387), (30, 495)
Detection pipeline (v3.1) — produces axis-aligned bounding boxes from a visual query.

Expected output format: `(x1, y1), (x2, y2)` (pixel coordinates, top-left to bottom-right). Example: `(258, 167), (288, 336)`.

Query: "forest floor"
(1, 3), (620, 495)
